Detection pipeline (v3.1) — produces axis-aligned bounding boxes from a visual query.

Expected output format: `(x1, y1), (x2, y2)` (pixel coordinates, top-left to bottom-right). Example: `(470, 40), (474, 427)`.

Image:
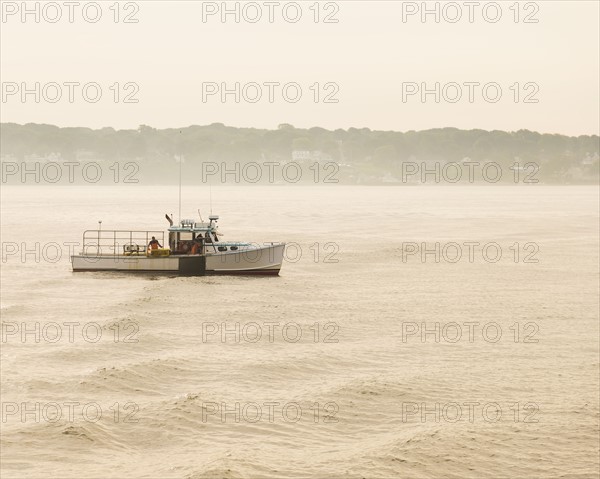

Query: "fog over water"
(1, 185), (598, 478)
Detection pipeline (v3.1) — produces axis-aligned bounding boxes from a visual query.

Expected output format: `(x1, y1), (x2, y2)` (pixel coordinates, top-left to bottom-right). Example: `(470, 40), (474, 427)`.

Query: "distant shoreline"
(2, 123), (598, 186)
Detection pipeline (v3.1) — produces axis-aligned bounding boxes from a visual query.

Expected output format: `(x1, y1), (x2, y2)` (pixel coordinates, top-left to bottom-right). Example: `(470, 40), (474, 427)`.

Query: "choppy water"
(1, 185), (599, 478)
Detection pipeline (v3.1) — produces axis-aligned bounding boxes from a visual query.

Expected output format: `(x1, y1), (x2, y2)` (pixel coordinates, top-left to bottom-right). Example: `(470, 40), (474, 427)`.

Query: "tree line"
(1, 122), (598, 183)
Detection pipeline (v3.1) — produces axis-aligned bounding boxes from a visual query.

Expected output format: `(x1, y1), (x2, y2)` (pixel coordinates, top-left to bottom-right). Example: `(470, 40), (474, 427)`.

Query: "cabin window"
(218, 246), (228, 252)
(179, 232), (193, 241)
(230, 246), (238, 251)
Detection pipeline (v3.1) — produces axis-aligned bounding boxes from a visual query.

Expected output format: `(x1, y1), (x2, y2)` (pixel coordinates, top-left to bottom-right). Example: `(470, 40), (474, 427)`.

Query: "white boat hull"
(71, 243), (285, 276)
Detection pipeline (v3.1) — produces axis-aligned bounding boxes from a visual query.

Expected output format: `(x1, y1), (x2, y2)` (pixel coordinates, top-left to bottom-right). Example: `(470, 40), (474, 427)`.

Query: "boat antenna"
(178, 130), (182, 223)
(209, 178), (213, 215)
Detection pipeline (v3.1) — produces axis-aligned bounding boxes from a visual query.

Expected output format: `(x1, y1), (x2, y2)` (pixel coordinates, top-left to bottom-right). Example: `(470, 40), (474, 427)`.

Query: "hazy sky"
(1, 1), (598, 135)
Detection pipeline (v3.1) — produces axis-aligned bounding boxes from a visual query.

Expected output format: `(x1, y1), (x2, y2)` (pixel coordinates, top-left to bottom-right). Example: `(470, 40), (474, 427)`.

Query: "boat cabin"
(168, 215), (227, 255)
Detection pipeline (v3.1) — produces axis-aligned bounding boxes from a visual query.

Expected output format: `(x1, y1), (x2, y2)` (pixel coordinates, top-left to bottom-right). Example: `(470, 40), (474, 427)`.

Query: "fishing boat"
(71, 213), (286, 275)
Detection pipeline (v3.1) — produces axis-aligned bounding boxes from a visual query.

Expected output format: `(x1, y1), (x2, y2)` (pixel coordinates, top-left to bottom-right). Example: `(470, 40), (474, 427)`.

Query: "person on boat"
(191, 236), (203, 255)
(148, 236), (163, 250)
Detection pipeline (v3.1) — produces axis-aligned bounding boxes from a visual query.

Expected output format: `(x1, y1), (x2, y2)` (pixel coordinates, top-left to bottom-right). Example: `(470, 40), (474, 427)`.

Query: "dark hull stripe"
(209, 270), (281, 276)
(72, 268), (281, 276)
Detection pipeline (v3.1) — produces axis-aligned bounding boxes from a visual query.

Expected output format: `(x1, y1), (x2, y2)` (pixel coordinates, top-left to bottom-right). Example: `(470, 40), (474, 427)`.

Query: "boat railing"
(81, 230), (165, 256)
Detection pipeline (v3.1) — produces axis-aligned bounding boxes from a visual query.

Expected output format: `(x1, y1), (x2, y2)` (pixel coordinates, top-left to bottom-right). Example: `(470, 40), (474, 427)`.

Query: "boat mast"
(178, 130), (182, 223)
(178, 159), (182, 223)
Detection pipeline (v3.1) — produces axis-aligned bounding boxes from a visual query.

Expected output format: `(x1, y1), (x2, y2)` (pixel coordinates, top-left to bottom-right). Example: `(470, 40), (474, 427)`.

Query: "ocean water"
(1, 185), (598, 479)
